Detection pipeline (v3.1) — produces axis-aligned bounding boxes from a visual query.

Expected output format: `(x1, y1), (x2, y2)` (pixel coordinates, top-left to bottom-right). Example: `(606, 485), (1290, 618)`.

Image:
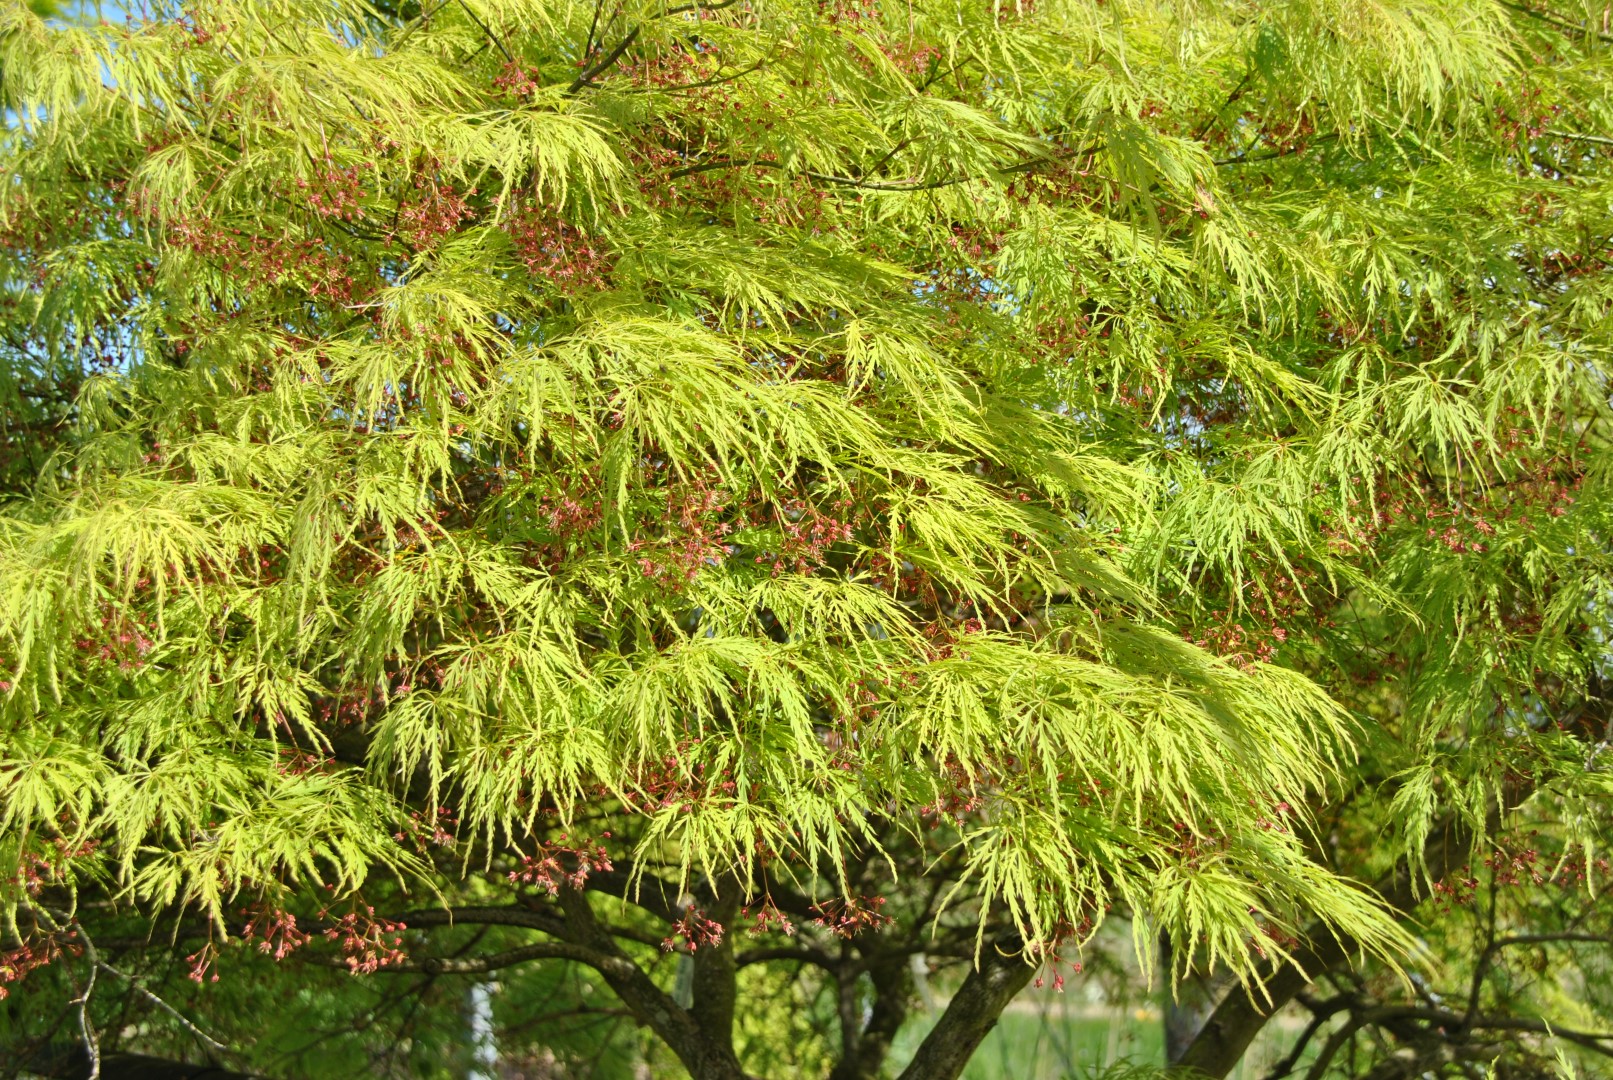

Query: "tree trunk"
(895, 935), (1036, 1080)
(1162, 936), (1222, 1066)
(553, 887), (755, 1080)
(828, 946), (915, 1080)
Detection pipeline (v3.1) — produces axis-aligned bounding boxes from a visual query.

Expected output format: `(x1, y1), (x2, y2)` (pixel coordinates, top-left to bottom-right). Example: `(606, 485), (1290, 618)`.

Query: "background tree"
(0, 0), (1609, 1078)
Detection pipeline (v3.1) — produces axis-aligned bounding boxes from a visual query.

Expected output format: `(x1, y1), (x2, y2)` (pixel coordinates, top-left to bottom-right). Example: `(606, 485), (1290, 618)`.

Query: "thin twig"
(1264, 994), (1353, 1080)
(582, 0), (606, 59)
(1546, 129), (1613, 148)
(663, 0), (743, 16)
(74, 929), (102, 1080)
(96, 961), (233, 1058)
(455, 0), (513, 63)
(391, 0), (454, 50)
(1459, 865), (1502, 1031)
(1194, 69), (1253, 142)
(1496, 0), (1613, 44)
(620, 55), (768, 94)
(1216, 133), (1340, 167)
(567, 25), (641, 94)
(667, 155), (980, 191)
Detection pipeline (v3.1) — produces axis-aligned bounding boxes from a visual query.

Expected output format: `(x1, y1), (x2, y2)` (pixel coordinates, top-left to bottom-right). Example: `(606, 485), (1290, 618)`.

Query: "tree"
(0, 0), (1609, 1077)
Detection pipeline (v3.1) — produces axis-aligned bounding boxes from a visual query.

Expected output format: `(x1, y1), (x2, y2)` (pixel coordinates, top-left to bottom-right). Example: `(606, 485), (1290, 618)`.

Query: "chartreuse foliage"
(0, 0), (1610, 1075)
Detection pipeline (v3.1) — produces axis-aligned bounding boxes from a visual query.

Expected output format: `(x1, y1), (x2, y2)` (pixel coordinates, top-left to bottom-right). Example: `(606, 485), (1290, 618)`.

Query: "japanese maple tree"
(1, 0), (1611, 1077)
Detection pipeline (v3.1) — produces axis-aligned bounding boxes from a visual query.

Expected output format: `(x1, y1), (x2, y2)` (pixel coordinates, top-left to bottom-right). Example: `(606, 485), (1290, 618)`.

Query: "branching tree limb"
(894, 934), (1038, 1080)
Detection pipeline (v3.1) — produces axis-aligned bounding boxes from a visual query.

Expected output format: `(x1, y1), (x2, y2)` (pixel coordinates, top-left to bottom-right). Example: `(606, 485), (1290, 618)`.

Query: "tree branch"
(1545, 129), (1613, 148)
(663, 0), (743, 15)
(830, 944), (915, 1080)
(392, 903), (567, 935)
(894, 934), (1037, 1080)
(689, 882), (744, 1047)
(735, 945), (837, 969)
(1171, 817), (1474, 1078)
(454, 0), (513, 62)
(665, 156), (981, 191)
(1496, 0), (1613, 44)
(567, 26), (642, 95)
(1264, 994), (1355, 1080)
(325, 940), (608, 974)
(554, 887), (755, 1080)
(584, 865), (688, 924)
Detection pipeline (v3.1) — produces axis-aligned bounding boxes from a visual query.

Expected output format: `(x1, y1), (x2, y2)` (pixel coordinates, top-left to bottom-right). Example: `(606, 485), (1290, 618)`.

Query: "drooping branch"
(566, 25), (642, 95)
(1496, 0), (1613, 44)
(734, 944), (837, 969)
(392, 904), (568, 936)
(384, 891), (754, 1079)
(1299, 1002), (1613, 1077)
(1172, 818), (1474, 1079)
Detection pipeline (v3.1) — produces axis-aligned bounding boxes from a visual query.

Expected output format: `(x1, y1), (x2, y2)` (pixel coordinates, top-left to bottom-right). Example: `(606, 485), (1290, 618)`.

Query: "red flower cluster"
(662, 909), (725, 952)
(241, 905), (312, 961)
(742, 900), (796, 937)
(1, 933), (78, 1000)
(757, 498), (855, 576)
(322, 907), (408, 974)
(294, 162), (370, 222)
(506, 211), (612, 292)
(629, 482), (733, 588)
(493, 61), (544, 98)
(809, 895), (891, 938)
(395, 174), (474, 249)
(508, 834), (614, 895)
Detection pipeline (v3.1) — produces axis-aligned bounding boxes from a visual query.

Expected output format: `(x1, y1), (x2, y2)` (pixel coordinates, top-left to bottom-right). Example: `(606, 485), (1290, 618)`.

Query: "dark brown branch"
(665, 156), (981, 191)
(455, 0), (513, 62)
(1493, 932), (1613, 947)
(1264, 994), (1355, 1080)
(1215, 133), (1341, 167)
(622, 56), (768, 94)
(894, 934), (1037, 1080)
(830, 945), (915, 1080)
(1496, 0), (1613, 44)
(734, 945), (837, 969)
(554, 887), (755, 1080)
(567, 25), (642, 95)
(689, 883), (744, 1048)
(378, 895), (753, 1077)
(1307, 1004), (1613, 1071)
(1453, 1013), (1613, 1056)
(585, 866), (688, 924)
(1544, 130), (1613, 148)
(331, 941), (606, 974)
(663, 0), (743, 15)
(392, 904), (566, 935)
(1194, 70), (1253, 142)
(1459, 868), (1502, 1031)
(581, 0), (606, 58)
(1171, 816), (1473, 1079)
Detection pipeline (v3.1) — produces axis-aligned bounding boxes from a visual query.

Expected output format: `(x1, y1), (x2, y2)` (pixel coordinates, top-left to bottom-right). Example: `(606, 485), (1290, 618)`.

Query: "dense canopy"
(0, 0), (1610, 1076)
